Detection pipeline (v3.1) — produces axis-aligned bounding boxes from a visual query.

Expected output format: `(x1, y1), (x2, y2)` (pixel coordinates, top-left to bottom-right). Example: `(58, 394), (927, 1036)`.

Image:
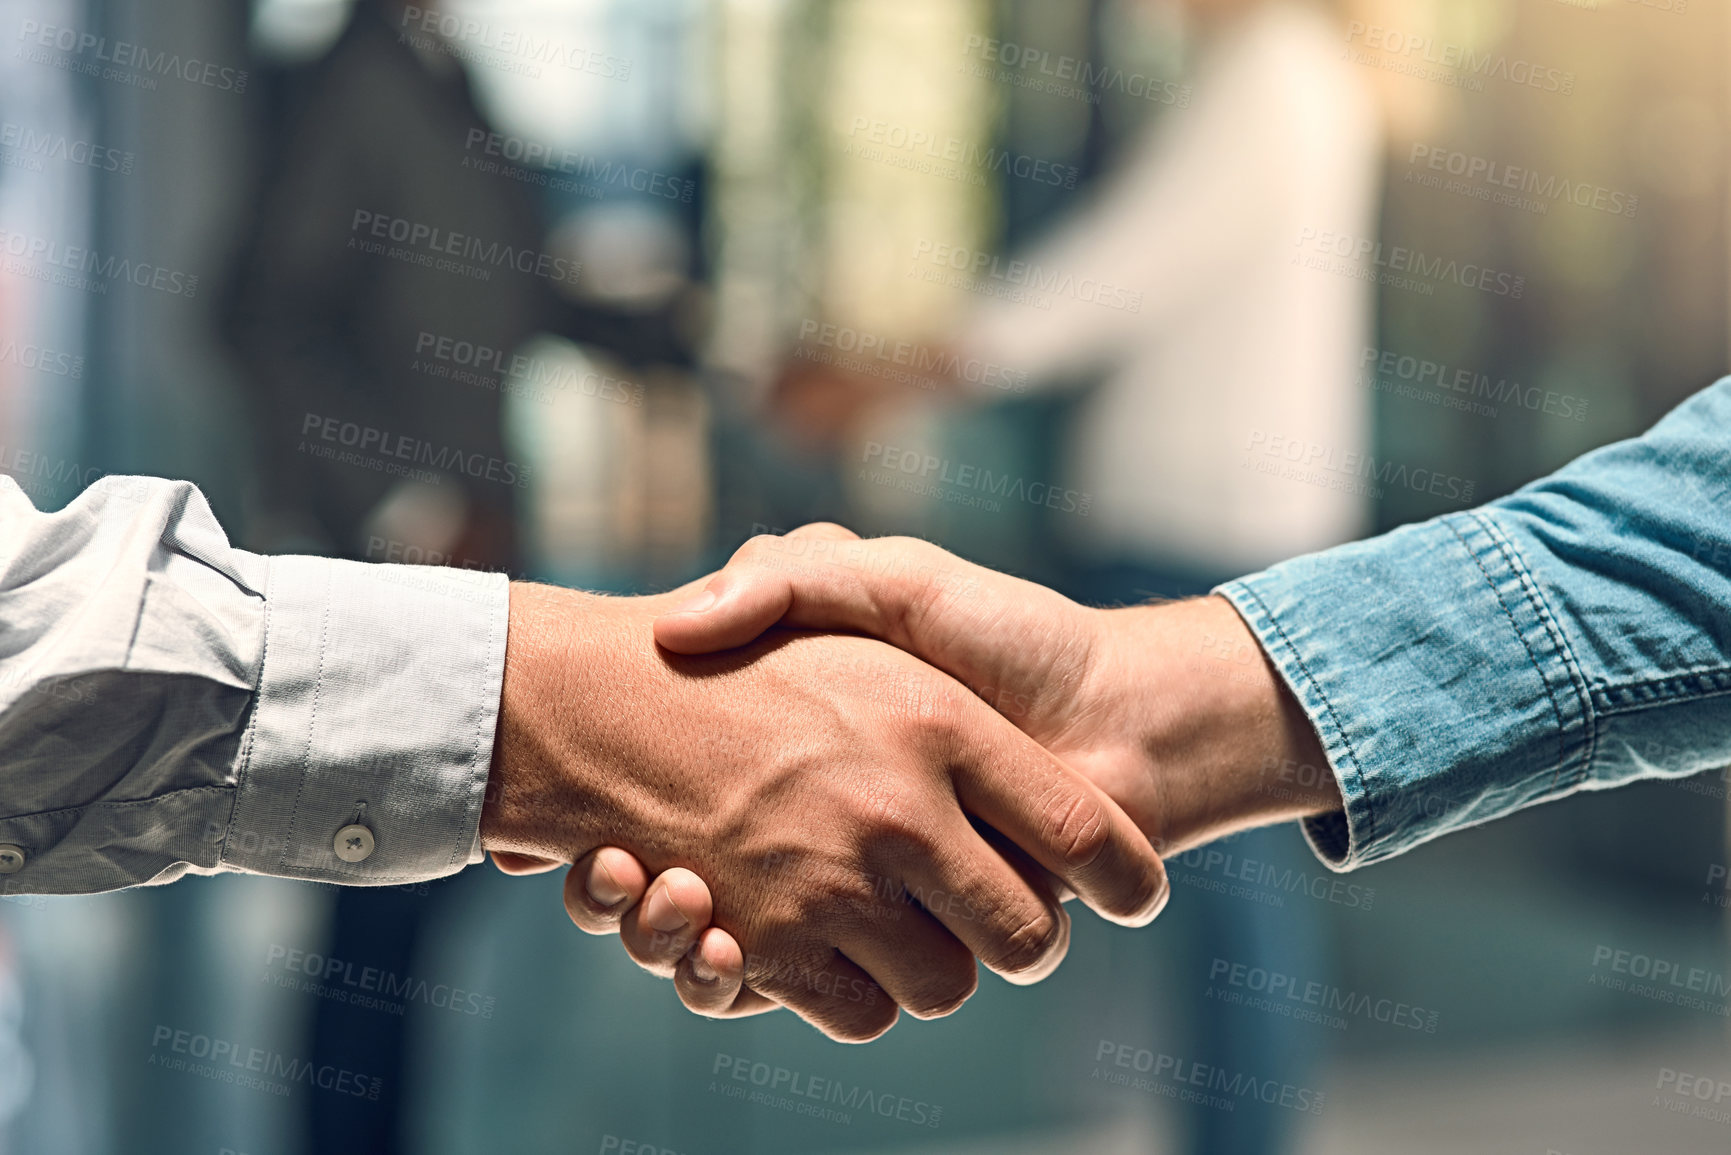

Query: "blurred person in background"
(778, 1), (1382, 1149)
(221, 3), (694, 1151)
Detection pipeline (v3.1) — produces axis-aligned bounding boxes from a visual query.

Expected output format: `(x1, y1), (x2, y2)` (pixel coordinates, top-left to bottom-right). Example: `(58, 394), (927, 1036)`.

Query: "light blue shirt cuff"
(1216, 510), (1593, 871)
(220, 556), (508, 885)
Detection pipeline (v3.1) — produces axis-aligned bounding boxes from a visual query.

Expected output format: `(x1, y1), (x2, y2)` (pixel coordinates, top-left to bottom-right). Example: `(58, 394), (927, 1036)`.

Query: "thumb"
(654, 523), (861, 655)
(490, 851), (566, 876)
(653, 570), (795, 654)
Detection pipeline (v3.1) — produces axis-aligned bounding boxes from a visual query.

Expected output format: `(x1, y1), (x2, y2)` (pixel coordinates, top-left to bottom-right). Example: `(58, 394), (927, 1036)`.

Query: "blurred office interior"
(0, 1), (1728, 1152)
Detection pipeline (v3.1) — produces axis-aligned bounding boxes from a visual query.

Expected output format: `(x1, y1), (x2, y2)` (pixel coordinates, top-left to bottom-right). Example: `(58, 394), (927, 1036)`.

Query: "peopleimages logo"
(710, 1053), (943, 1128)
(0, 339), (83, 379)
(796, 319), (1028, 393)
(911, 240), (1143, 313)
(413, 331), (643, 407)
(1243, 429), (1476, 504)
(959, 34), (1191, 108)
(1343, 22), (1575, 95)
(1295, 228), (1524, 299)
(349, 210), (582, 286)
(1092, 1040), (1326, 1115)
(300, 412), (532, 489)
(0, 446), (129, 500)
(1590, 945), (1731, 999)
(398, 6), (631, 81)
(845, 116), (1080, 189)
(1359, 347), (1588, 423)
(16, 20), (249, 92)
(861, 441), (1092, 516)
(1169, 840), (1376, 910)
(149, 1025), (380, 1099)
(1205, 957), (1440, 1033)
(0, 228), (199, 298)
(265, 945), (496, 1018)
(0, 121), (133, 174)
(1405, 144), (1637, 219)
(462, 130), (694, 202)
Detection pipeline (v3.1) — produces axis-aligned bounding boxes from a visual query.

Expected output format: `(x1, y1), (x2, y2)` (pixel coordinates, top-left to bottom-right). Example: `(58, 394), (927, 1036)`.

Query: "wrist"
(482, 582), (648, 861)
(1099, 596), (1340, 857)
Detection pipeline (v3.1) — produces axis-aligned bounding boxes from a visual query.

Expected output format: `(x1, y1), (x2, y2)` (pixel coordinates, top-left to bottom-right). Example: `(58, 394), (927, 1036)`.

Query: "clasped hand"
(483, 525), (1340, 1040)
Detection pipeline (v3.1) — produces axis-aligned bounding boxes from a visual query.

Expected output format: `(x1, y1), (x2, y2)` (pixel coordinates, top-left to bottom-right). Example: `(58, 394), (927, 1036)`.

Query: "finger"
(654, 524), (870, 655)
(947, 701), (1169, 928)
(619, 868), (715, 977)
(784, 522), (861, 541)
(886, 815), (1073, 986)
(491, 851), (566, 876)
(970, 823), (1076, 985)
(742, 947), (898, 1043)
(674, 927), (779, 1018)
(561, 847), (650, 935)
(837, 902), (981, 1019)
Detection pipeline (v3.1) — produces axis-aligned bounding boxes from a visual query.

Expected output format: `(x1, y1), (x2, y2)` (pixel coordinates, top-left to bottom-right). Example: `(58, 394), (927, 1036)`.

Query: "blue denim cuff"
(1216, 509), (1594, 870)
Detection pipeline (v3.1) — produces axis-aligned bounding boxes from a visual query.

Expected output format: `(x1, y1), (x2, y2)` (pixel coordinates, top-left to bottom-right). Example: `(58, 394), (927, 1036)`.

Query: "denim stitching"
(1593, 670), (1731, 711)
(1443, 516), (1572, 793)
(1471, 510), (1597, 792)
(1236, 583), (1376, 858)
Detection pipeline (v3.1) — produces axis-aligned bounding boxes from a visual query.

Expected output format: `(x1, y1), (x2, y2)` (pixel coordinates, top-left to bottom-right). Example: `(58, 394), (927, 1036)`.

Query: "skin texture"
(591, 525), (1342, 1016)
(481, 580), (1169, 1040)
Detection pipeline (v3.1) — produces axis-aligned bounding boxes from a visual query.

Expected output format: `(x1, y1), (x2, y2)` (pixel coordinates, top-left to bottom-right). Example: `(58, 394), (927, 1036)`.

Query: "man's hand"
(618, 525), (1343, 1014)
(481, 580), (1169, 1041)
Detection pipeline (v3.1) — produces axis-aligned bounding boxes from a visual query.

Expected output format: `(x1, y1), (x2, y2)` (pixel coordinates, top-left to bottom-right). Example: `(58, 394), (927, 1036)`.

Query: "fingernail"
(689, 951), (718, 984)
(667, 589), (717, 616)
(645, 885), (691, 934)
(585, 857), (629, 907)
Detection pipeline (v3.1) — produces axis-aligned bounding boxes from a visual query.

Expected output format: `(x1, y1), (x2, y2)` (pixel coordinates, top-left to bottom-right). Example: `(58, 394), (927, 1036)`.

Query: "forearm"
(1096, 597), (1342, 858)
(1218, 377), (1731, 869)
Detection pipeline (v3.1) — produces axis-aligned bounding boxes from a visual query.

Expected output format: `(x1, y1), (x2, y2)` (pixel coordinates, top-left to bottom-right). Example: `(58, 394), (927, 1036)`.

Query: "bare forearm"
(1097, 597), (1341, 858)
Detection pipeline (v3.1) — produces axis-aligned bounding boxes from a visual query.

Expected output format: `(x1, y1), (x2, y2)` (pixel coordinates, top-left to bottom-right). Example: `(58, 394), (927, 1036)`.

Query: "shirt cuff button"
(0, 845), (24, 874)
(334, 825), (376, 864)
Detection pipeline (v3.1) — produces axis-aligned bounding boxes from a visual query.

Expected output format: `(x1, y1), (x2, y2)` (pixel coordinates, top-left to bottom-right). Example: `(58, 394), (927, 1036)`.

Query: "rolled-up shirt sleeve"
(0, 475), (507, 894)
(1217, 377), (1731, 870)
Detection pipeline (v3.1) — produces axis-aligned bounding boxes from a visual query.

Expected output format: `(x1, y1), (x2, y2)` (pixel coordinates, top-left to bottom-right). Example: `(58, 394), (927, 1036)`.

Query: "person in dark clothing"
(222, 5), (696, 1152)
(224, 0), (692, 571)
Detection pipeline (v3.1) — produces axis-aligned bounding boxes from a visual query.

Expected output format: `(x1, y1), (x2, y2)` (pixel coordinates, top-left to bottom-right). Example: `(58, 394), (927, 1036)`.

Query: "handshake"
(480, 526), (1343, 1041)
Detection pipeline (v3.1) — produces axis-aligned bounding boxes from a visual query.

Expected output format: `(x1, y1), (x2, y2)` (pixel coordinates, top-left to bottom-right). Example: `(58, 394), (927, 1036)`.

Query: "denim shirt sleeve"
(0, 475), (508, 894)
(1216, 377), (1731, 870)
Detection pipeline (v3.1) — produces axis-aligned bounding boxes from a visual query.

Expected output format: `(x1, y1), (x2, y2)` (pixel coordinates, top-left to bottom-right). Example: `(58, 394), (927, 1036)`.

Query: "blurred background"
(1, 0), (1728, 1152)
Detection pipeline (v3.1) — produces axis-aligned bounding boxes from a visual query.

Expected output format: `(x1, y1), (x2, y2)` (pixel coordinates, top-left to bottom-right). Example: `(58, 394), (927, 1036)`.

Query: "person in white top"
(953, 0), (1381, 577)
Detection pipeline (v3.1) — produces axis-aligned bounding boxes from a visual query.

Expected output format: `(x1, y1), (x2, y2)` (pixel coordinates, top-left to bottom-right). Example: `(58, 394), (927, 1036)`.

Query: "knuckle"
(831, 1001), (898, 1043)
(914, 688), (968, 743)
(733, 533), (781, 566)
(904, 964), (978, 1020)
(1040, 789), (1111, 873)
(991, 906), (1063, 977)
(798, 521), (857, 540)
(852, 785), (936, 857)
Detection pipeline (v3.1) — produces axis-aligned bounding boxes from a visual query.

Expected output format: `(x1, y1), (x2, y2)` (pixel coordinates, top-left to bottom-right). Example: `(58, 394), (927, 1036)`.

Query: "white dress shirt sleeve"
(0, 474), (508, 894)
